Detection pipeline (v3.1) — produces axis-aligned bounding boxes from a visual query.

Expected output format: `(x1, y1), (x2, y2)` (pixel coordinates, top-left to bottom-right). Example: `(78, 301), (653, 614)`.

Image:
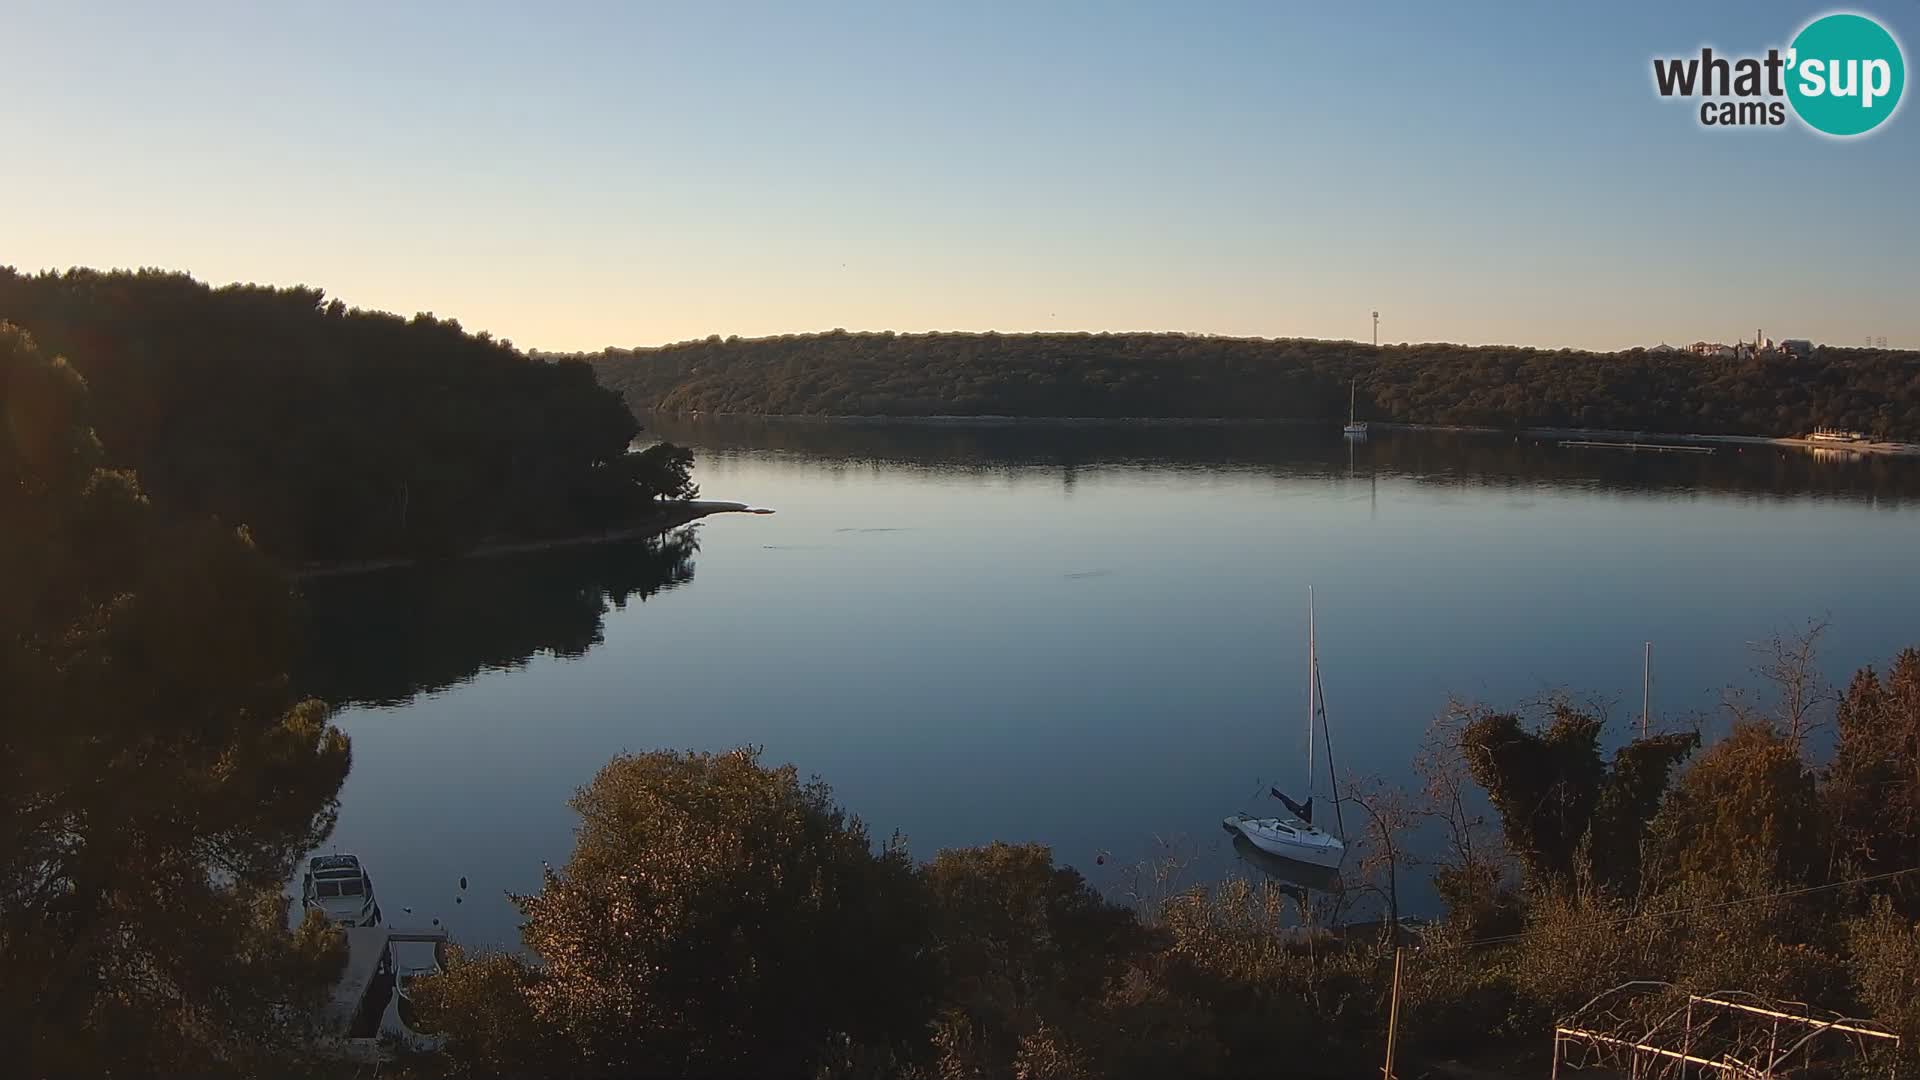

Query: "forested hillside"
(0, 268), (685, 563)
(582, 331), (1920, 439)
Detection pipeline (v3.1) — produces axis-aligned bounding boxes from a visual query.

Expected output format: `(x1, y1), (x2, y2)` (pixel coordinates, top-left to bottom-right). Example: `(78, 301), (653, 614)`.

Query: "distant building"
(1781, 338), (1814, 357)
(1648, 343), (1678, 354)
(1688, 341), (1736, 358)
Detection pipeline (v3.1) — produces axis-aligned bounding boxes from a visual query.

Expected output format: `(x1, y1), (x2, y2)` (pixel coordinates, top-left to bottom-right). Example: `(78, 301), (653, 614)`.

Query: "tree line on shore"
(581, 330), (1920, 441)
(0, 268), (696, 565)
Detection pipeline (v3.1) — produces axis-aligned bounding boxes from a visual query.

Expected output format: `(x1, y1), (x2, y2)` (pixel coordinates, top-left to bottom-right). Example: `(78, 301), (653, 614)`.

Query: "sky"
(3, 1), (1916, 352)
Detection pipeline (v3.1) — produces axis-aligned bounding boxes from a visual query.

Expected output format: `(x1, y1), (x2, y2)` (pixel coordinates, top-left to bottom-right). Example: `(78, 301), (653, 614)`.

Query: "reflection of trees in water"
(295, 527), (699, 708)
(651, 415), (1920, 505)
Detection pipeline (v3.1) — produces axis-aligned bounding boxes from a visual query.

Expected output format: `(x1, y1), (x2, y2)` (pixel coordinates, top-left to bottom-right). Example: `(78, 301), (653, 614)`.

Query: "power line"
(1464, 865), (1920, 949)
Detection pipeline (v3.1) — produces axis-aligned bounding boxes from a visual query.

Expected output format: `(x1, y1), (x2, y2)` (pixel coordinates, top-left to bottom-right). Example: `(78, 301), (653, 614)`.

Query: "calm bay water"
(297, 420), (1920, 946)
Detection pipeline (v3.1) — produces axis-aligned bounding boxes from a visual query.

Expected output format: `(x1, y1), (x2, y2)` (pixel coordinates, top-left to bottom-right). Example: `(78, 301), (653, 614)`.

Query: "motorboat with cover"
(303, 853), (382, 927)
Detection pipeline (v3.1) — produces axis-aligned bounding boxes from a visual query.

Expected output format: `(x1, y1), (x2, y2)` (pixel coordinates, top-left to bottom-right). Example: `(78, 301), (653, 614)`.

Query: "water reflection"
(649, 415), (1920, 505)
(295, 528), (699, 707)
(303, 421), (1920, 945)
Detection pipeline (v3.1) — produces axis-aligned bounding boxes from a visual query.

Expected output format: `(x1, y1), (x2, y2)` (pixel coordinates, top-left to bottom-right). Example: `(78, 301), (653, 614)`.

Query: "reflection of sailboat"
(1222, 588), (1348, 870)
(1343, 379), (1369, 438)
(1227, 832), (1343, 895)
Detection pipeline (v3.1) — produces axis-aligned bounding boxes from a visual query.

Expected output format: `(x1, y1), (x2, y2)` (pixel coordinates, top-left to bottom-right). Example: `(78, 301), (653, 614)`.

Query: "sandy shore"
(292, 500), (770, 580)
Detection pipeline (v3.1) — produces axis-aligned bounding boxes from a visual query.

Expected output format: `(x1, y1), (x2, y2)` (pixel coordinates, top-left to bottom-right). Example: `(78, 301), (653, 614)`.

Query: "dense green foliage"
(1645, 722), (1824, 888)
(584, 331), (1920, 439)
(1828, 650), (1920, 911)
(1421, 657), (1920, 1069)
(0, 267), (693, 564)
(920, 842), (1153, 1077)
(616, 441), (699, 502)
(1, 325), (351, 1074)
(1848, 896), (1920, 1044)
(1460, 704), (1697, 895)
(414, 749), (937, 1078)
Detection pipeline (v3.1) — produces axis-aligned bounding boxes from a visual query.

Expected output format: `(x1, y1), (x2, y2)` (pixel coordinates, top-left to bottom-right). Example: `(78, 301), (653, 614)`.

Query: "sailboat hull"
(1222, 814), (1346, 869)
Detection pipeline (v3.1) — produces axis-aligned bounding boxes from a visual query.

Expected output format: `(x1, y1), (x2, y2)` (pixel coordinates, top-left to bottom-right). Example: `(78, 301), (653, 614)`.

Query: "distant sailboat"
(1343, 379), (1369, 437)
(1223, 589), (1347, 870)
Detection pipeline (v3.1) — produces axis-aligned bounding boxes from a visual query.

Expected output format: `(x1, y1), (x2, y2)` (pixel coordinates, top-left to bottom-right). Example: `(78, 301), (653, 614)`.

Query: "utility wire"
(1463, 865), (1920, 949)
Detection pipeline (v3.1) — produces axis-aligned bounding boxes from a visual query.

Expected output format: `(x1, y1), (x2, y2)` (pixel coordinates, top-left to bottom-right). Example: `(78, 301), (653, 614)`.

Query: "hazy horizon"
(15, 261), (1873, 355)
(5, 1), (1915, 352)
(3, 262), (1904, 356)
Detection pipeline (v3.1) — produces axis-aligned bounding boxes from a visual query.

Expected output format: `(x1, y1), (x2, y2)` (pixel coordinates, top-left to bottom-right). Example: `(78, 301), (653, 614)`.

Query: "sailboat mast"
(1349, 379), (1356, 425)
(1305, 587), (1317, 795)
(1314, 659), (1347, 842)
(1641, 641), (1652, 738)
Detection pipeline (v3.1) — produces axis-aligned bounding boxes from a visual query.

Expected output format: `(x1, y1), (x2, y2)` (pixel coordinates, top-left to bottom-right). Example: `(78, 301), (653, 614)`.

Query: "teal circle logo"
(1787, 13), (1905, 136)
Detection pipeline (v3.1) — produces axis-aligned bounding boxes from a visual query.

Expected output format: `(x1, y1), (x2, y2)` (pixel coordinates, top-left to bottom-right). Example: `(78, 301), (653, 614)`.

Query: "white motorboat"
(303, 853), (383, 927)
(1223, 588), (1348, 869)
(390, 937), (450, 1040)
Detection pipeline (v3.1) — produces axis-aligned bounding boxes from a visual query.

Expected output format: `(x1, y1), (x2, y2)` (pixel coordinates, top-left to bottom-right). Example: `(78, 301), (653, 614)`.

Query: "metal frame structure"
(1551, 981), (1901, 1079)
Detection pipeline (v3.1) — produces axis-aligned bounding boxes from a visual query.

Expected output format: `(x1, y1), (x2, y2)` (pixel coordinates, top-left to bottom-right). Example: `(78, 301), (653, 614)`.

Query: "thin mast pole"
(1383, 946), (1404, 1080)
(1315, 659), (1347, 841)
(1642, 642), (1652, 739)
(1306, 587), (1316, 797)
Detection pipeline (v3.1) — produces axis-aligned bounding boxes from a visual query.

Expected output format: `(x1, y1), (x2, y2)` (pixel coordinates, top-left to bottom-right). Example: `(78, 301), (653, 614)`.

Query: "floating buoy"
(459, 876), (468, 891)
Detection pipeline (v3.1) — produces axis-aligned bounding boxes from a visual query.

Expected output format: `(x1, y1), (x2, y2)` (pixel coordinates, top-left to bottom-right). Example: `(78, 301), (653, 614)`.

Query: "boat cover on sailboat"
(1270, 788), (1313, 823)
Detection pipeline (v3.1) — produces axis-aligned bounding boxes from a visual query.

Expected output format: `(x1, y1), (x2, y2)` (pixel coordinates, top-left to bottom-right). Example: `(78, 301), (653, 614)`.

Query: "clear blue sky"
(3, 1), (1915, 351)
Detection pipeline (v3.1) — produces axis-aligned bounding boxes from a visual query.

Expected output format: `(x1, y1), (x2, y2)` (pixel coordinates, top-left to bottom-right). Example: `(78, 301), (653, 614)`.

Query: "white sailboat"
(1224, 588), (1348, 870)
(1343, 379), (1369, 437)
